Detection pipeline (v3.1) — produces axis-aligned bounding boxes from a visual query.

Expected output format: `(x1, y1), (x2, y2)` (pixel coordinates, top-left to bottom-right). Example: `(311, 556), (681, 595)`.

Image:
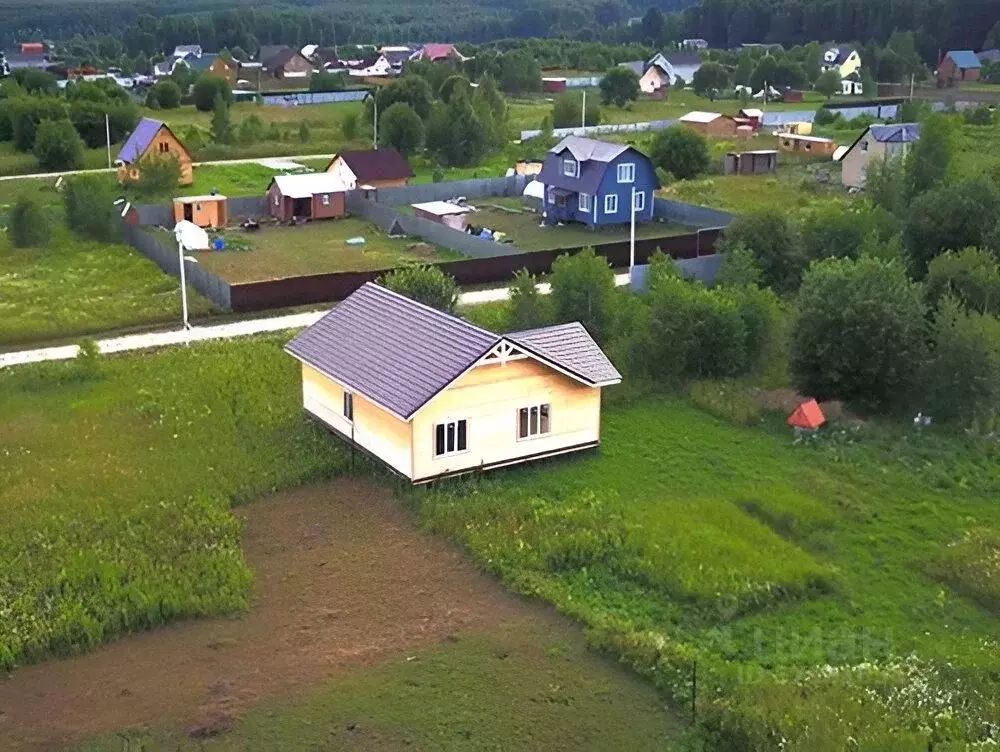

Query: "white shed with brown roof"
(285, 283), (621, 483)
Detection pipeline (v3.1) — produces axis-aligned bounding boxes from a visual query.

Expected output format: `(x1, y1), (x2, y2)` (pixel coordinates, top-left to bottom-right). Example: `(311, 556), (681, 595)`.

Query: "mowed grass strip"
(0, 337), (342, 668)
(194, 218), (465, 283)
(83, 620), (683, 751)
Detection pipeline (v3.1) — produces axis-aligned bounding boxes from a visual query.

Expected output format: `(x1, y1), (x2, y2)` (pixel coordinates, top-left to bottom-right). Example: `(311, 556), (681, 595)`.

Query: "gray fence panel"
(653, 198), (734, 229)
(630, 254), (724, 291)
(134, 203), (174, 227)
(564, 77), (601, 88)
(122, 224), (232, 310)
(374, 175), (528, 206)
(345, 192), (404, 230)
(521, 119), (676, 141)
(258, 89), (369, 106)
(226, 196), (269, 218)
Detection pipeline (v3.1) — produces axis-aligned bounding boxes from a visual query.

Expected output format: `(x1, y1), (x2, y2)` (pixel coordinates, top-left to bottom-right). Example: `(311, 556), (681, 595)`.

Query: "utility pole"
(175, 238), (190, 333)
(105, 113), (111, 168)
(373, 94), (378, 148)
(629, 186), (636, 284)
(581, 89), (586, 130)
(909, 73), (915, 101)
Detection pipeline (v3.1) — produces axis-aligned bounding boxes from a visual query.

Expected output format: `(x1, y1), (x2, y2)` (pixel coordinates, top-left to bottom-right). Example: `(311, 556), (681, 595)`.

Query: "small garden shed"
(267, 173), (349, 221)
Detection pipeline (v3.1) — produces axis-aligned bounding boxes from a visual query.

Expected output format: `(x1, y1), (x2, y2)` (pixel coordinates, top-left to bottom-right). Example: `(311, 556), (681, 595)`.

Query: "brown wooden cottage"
(267, 174), (349, 221)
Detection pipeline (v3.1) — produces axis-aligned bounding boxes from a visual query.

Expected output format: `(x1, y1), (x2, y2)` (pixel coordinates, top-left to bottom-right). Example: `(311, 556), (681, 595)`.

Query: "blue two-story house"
(537, 136), (660, 227)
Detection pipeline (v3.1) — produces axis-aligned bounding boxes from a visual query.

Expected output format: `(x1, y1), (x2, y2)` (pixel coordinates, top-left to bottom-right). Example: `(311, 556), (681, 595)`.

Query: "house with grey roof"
(938, 50), (982, 86)
(285, 282), (621, 483)
(839, 122), (920, 189)
(537, 136), (659, 227)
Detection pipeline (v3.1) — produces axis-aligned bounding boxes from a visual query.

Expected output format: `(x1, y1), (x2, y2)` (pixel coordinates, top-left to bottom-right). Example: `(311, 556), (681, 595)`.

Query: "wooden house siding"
(311, 191), (346, 219)
(410, 358), (601, 482)
(116, 126), (193, 186)
(301, 364), (414, 477)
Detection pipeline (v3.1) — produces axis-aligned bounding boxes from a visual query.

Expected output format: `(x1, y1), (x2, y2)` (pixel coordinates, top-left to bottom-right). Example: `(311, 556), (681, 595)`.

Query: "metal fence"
(373, 175), (528, 206)
(257, 89), (370, 106)
(122, 224), (232, 310)
(653, 198), (734, 229)
(630, 254), (725, 291)
(564, 76), (602, 88)
(521, 119), (676, 141)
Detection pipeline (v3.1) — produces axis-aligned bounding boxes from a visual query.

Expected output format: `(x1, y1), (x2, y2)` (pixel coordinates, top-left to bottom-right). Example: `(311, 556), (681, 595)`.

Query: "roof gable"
(285, 284), (621, 420)
(269, 172), (350, 198)
(549, 135), (629, 163)
(840, 122), (920, 160)
(116, 118), (183, 164)
(946, 50), (981, 69)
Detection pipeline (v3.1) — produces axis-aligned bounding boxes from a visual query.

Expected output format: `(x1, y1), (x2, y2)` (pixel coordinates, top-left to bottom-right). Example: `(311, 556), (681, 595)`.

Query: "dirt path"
(0, 480), (533, 749)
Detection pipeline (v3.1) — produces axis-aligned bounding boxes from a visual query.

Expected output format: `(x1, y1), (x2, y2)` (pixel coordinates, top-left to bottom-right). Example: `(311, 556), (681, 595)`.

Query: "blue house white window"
(563, 158), (578, 177)
(632, 190), (645, 211)
(604, 194), (618, 214)
(578, 193), (590, 212)
(617, 163), (635, 183)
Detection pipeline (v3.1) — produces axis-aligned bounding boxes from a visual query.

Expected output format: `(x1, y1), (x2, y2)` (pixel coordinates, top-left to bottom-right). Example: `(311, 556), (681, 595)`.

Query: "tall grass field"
(0, 337), (343, 668)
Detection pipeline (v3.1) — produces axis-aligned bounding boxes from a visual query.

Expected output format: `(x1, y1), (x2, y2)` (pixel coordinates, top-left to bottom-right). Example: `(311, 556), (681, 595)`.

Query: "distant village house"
(116, 118), (193, 186)
(325, 149), (414, 189)
(839, 123), (920, 189)
(937, 50), (981, 87)
(267, 173), (349, 221)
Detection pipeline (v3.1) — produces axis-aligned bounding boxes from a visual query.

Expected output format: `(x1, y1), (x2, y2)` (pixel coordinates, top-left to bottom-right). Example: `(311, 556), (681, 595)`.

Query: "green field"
(0, 338), (341, 669)
(194, 218), (464, 283)
(469, 196), (689, 251)
(413, 395), (1000, 749)
(0, 215), (214, 348)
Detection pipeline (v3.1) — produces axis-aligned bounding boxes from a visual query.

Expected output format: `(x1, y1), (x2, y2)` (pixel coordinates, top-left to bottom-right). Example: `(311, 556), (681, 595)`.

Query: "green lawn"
(194, 218), (464, 283)
(0, 221), (214, 349)
(84, 620), (682, 751)
(413, 395), (1000, 749)
(467, 196), (688, 251)
(0, 337), (341, 669)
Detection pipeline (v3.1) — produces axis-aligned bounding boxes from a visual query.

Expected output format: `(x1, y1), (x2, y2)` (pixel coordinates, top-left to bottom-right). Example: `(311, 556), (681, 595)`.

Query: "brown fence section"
(229, 229), (720, 312)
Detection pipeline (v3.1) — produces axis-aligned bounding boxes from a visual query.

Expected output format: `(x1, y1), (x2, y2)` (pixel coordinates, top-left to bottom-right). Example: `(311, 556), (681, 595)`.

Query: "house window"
(617, 163), (635, 183)
(562, 158), (578, 177)
(604, 194), (618, 214)
(860, 140), (868, 153)
(158, 142), (169, 154)
(321, 193), (330, 206)
(343, 392), (354, 421)
(632, 190), (645, 211)
(517, 404), (551, 439)
(578, 192), (590, 212)
(273, 194), (280, 207)
(434, 419), (468, 457)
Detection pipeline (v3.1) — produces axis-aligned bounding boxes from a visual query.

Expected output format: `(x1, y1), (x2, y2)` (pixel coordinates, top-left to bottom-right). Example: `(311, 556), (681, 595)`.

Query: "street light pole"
(373, 95), (378, 148)
(581, 89), (586, 130)
(177, 240), (190, 332)
(105, 113), (111, 169)
(629, 186), (637, 284)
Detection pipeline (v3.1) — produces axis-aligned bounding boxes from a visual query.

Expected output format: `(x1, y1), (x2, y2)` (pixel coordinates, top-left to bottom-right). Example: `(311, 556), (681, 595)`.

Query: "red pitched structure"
(787, 399), (826, 430)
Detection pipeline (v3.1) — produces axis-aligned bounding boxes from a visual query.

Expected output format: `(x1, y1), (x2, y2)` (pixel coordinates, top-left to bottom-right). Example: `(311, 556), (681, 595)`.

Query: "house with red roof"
(409, 44), (466, 63)
(325, 149), (414, 189)
(115, 118), (193, 186)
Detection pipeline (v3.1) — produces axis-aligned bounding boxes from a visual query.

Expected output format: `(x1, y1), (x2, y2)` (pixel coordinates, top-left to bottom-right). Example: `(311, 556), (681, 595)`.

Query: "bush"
(800, 204), (869, 262)
(647, 274), (748, 381)
(341, 111), (360, 141)
(903, 178), (1000, 276)
(7, 194), (51, 248)
(925, 247), (1000, 315)
(812, 108), (842, 126)
(963, 104), (994, 126)
(192, 75), (232, 112)
(721, 283), (783, 376)
(719, 210), (803, 293)
(10, 96), (67, 151)
(716, 244), (763, 288)
(127, 154), (182, 199)
(237, 114), (267, 145)
(298, 122), (311, 143)
(650, 125), (710, 181)
(599, 66), (640, 107)
(378, 102), (425, 156)
(69, 99), (139, 149)
(150, 80), (182, 109)
(551, 92), (601, 129)
(378, 265), (459, 313)
(507, 268), (550, 331)
(922, 297), (1000, 426)
(790, 256), (926, 411)
(309, 71), (346, 92)
(63, 175), (120, 242)
(33, 118), (85, 171)
(549, 248), (617, 344)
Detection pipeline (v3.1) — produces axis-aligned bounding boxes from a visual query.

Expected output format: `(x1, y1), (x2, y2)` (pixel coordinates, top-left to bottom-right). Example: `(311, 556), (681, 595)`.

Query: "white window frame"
(578, 192), (590, 212)
(433, 418), (469, 458)
(617, 162), (635, 183)
(562, 158), (578, 177)
(321, 193), (331, 206)
(632, 190), (645, 211)
(517, 403), (551, 440)
(604, 193), (618, 215)
(343, 392), (354, 422)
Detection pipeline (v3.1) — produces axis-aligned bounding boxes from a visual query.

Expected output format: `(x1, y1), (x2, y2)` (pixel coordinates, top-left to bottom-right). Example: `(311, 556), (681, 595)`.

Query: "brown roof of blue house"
(285, 283), (621, 419)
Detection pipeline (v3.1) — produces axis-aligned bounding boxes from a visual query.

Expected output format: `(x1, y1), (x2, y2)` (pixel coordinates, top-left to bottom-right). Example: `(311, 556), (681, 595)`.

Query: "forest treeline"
(1, 0), (995, 69)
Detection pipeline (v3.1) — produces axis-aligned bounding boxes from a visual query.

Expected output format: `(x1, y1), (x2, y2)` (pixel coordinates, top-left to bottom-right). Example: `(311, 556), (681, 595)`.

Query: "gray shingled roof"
(551, 135), (629, 163)
(286, 283), (620, 419)
(508, 323), (622, 385)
